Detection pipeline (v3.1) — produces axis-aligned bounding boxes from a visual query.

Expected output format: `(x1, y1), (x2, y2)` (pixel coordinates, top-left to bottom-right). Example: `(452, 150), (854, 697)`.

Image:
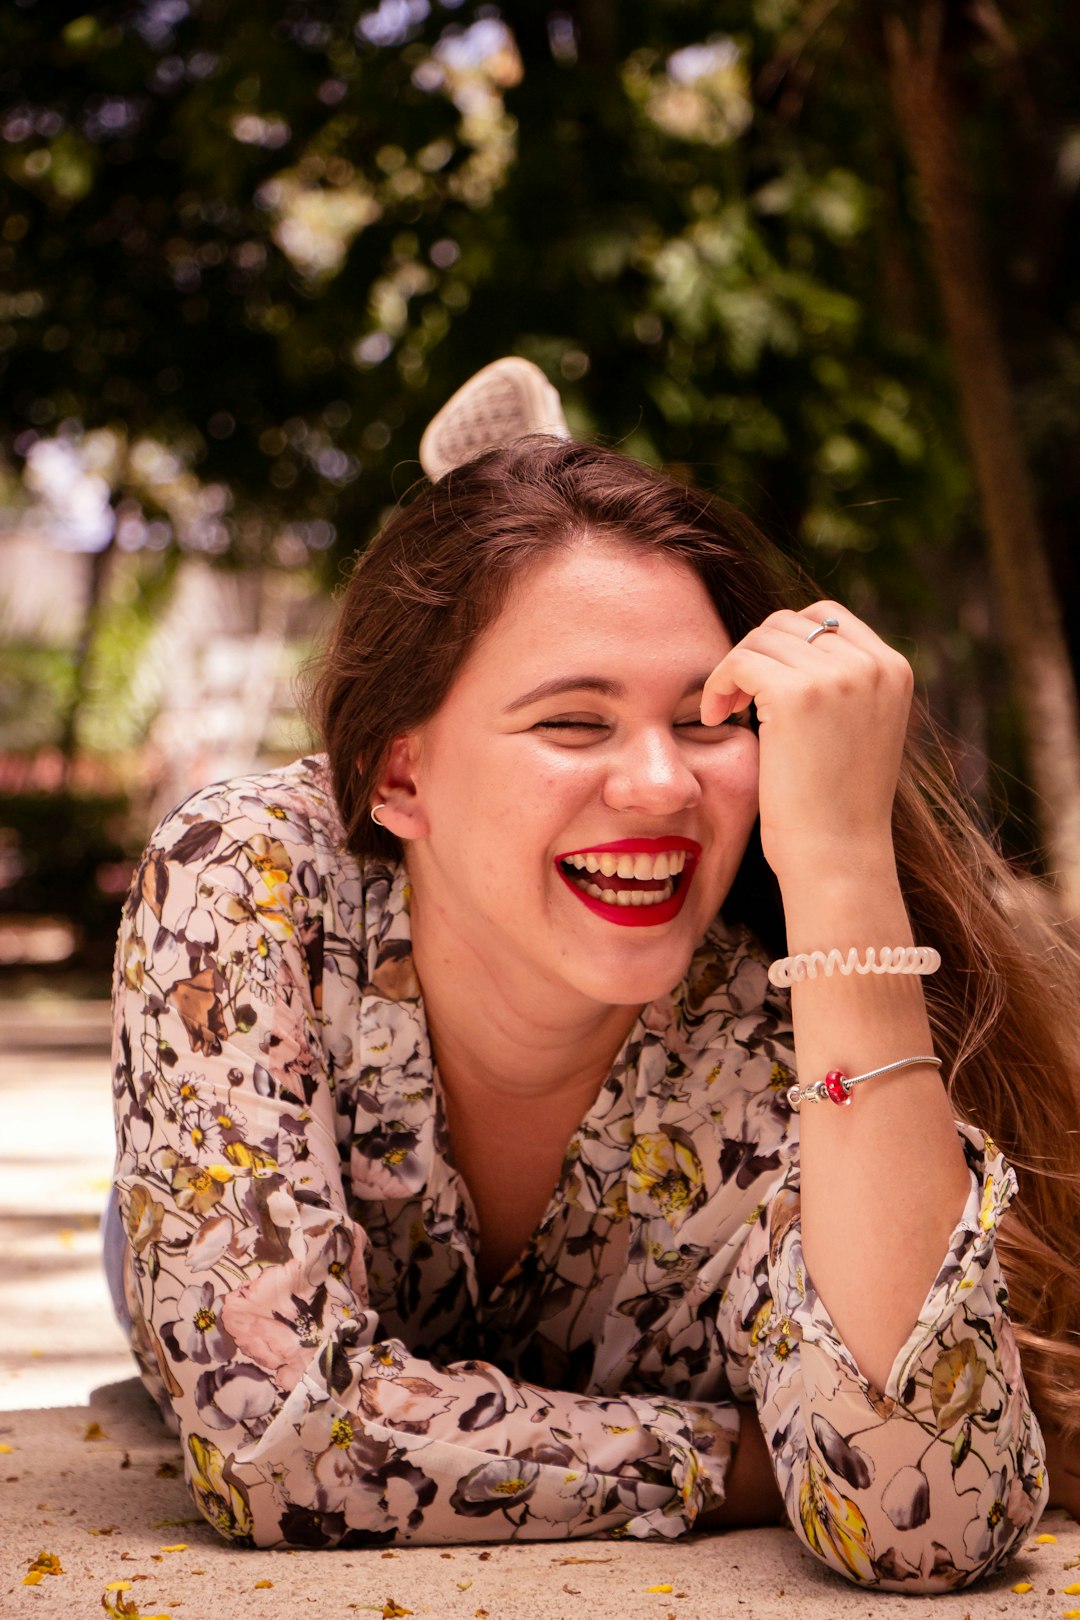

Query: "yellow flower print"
(122, 933), (146, 990)
(769, 1061), (793, 1092)
(799, 1460), (875, 1583)
(224, 1141), (279, 1175)
(171, 1160), (226, 1215)
(978, 1175), (996, 1233)
(749, 1298), (773, 1347)
(629, 1127), (704, 1222)
(187, 1434), (253, 1540)
(930, 1339), (988, 1430)
(246, 835), (295, 938)
(330, 1416), (356, 1448)
(247, 834), (292, 877)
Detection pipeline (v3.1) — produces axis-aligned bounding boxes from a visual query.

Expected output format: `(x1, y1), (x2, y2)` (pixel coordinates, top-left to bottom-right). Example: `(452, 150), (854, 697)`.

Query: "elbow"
(795, 1456), (1047, 1595)
(181, 1425), (400, 1551)
(183, 1430), (259, 1546)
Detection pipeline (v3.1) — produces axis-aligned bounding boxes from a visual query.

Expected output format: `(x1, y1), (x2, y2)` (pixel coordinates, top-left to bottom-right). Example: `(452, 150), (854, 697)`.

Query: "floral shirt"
(110, 755), (1047, 1588)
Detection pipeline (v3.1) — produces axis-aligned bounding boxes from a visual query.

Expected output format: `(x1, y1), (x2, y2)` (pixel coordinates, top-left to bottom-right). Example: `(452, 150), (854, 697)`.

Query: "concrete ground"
(1, 997), (1076, 1619)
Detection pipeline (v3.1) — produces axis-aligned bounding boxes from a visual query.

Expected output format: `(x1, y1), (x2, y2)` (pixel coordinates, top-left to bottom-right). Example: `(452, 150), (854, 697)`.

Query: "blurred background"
(2, 0), (1079, 996)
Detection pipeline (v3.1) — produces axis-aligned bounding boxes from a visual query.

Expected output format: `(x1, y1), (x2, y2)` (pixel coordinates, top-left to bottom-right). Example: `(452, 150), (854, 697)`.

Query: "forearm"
(696, 1406), (785, 1529)
(779, 848), (971, 1393)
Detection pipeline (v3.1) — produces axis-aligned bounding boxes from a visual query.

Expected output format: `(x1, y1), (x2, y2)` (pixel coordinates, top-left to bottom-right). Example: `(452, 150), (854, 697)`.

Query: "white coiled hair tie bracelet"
(768, 944), (941, 988)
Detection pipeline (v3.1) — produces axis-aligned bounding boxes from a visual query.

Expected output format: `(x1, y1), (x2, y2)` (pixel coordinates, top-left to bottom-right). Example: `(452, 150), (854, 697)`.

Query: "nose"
(601, 726), (702, 816)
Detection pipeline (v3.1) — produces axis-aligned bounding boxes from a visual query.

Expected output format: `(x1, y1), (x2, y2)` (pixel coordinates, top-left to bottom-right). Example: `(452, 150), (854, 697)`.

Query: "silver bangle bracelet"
(787, 1054), (942, 1111)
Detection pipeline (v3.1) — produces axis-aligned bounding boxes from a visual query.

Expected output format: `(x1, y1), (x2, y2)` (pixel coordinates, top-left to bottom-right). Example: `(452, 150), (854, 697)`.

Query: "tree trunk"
(884, 3), (1080, 919)
(57, 533), (115, 789)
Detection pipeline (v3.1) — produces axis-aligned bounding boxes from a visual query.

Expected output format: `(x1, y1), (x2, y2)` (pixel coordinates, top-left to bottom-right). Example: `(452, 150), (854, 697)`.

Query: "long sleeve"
(718, 1127), (1049, 1590)
(110, 776), (741, 1546)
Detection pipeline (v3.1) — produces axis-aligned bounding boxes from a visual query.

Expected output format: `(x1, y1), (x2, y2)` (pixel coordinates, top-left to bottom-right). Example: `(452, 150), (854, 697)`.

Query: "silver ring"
(805, 616), (840, 645)
(370, 803), (388, 827)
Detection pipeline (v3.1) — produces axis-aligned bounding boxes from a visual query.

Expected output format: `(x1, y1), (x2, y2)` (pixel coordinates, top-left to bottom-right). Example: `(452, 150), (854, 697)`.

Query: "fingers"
(701, 602), (912, 724)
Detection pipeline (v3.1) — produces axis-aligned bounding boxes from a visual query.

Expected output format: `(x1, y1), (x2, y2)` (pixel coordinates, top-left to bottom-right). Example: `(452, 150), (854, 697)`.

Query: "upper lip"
(555, 836), (702, 859)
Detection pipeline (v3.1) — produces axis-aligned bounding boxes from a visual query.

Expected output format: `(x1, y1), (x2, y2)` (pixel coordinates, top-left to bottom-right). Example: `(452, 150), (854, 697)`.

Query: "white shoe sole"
(419, 357), (570, 481)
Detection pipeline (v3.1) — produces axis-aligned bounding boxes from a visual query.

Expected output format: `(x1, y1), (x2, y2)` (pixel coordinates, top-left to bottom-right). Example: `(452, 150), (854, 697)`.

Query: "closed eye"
(533, 719), (607, 732)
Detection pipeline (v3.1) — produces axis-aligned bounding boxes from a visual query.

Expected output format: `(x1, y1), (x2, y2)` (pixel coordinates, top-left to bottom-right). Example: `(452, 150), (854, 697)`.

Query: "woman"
(109, 418), (1080, 1588)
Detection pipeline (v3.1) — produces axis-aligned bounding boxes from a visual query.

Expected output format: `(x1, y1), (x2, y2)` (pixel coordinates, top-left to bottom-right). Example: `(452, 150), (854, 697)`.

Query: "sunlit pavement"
(0, 998), (134, 1410)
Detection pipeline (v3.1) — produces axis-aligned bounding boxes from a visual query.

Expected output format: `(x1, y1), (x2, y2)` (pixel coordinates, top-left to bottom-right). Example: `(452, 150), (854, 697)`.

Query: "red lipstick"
(553, 837), (702, 929)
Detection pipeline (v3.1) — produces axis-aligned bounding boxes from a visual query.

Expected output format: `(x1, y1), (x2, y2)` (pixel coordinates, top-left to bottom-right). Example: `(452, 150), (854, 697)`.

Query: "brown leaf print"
(140, 849), (170, 919)
(171, 819), (223, 866)
(371, 950), (420, 1002)
(172, 968), (228, 1055)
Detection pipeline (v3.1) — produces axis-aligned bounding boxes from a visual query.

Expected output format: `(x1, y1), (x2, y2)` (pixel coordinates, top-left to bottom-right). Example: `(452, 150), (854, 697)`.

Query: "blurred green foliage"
(0, 0), (1077, 821)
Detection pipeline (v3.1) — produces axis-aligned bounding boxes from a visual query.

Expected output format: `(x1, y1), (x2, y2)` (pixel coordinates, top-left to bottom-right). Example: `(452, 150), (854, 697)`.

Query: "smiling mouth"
(553, 838), (701, 928)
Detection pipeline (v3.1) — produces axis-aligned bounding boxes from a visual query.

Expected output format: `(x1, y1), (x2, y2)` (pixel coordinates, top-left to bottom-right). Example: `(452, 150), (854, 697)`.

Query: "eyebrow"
(502, 673), (716, 714)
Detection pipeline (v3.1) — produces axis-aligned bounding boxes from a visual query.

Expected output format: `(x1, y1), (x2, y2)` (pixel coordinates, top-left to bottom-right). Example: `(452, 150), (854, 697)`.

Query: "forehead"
(455, 536), (730, 693)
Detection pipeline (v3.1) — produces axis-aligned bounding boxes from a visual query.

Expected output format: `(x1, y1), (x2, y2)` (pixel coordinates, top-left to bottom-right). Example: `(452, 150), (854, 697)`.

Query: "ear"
(371, 734), (430, 841)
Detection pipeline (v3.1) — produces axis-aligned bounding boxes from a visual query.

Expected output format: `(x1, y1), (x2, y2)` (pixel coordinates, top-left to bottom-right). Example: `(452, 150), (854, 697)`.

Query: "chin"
(569, 940), (699, 1008)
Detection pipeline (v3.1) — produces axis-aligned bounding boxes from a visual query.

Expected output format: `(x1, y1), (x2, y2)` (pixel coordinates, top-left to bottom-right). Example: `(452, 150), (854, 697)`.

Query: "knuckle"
(894, 654), (915, 691)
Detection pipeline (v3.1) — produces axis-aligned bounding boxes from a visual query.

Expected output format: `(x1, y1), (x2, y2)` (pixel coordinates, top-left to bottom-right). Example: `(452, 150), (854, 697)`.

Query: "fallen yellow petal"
(645, 1585), (673, 1594)
(160, 1543), (188, 1552)
(1063, 1611), (1080, 1619)
(26, 1550), (63, 1576)
(1034, 1532), (1057, 1543)
(85, 1421), (107, 1440)
(0, 1443), (13, 1453)
(254, 1581), (273, 1589)
(1010, 1582), (1033, 1593)
(105, 1581), (134, 1592)
(1066, 1585), (1080, 1596)
(23, 1572), (43, 1586)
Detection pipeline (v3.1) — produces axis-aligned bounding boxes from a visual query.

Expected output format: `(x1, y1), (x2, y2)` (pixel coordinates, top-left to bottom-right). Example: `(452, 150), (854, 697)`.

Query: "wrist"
(774, 859), (914, 958)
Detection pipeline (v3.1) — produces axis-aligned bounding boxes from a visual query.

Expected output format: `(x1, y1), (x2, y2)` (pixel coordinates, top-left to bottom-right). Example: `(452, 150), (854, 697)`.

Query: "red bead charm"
(823, 1069), (851, 1106)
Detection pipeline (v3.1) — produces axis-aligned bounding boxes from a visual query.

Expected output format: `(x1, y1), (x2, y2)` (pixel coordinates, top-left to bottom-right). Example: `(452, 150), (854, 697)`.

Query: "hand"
(701, 601), (914, 885)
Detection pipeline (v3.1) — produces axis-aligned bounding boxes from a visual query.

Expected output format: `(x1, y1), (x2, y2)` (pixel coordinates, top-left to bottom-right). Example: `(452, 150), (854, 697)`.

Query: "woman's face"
(398, 537), (760, 1013)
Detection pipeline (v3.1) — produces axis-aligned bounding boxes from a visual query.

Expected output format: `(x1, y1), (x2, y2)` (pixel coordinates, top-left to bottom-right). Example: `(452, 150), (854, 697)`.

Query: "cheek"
(701, 737), (760, 824)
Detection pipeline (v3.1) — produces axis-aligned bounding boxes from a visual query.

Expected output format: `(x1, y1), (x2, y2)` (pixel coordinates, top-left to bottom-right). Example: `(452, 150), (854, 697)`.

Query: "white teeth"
(562, 849), (690, 910)
(571, 874), (675, 907)
(565, 848), (690, 880)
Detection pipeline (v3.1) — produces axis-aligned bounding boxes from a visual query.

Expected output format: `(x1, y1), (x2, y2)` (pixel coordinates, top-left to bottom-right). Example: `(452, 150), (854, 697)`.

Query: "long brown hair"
(307, 436), (1080, 1443)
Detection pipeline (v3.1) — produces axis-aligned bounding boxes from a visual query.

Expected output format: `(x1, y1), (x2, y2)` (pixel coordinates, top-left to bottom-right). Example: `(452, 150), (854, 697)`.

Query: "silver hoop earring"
(370, 803), (388, 827)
